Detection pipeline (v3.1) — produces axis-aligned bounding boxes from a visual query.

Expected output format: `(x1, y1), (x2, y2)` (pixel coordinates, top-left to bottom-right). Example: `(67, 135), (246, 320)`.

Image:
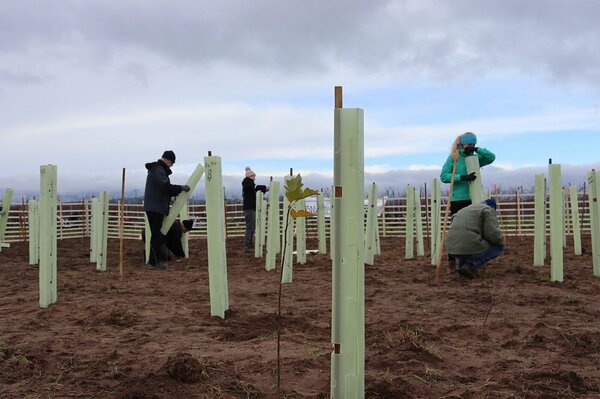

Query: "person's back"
(445, 199), (504, 278)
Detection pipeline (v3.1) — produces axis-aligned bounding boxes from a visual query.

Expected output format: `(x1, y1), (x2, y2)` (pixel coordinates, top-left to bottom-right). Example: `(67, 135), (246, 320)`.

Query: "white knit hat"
(245, 166), (256, 179)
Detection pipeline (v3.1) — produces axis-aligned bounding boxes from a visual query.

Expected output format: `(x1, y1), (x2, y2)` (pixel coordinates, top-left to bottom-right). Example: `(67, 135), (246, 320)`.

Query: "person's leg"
(244, 209), (256, 250)
(146, 211), (166, 266)
(470, 244), (504, 268)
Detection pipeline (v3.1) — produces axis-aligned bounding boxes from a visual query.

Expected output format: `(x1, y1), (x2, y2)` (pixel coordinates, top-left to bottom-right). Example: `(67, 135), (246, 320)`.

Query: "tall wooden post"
(119, 168), (126, 278)
(331, 86), (365, 398)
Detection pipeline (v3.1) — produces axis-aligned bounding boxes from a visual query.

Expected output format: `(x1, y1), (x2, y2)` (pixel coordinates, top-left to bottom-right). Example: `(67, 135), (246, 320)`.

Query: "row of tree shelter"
(2, 89), (600, 397)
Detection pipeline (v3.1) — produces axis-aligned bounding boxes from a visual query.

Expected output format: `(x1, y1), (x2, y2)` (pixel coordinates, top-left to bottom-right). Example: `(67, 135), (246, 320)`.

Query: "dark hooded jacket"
(143, 160), (183, 215)
(242, 177), (267, 211)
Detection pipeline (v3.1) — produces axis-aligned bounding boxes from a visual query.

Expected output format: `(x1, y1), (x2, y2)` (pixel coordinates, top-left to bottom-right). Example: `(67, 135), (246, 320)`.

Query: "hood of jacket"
(145, 159), (172, 175)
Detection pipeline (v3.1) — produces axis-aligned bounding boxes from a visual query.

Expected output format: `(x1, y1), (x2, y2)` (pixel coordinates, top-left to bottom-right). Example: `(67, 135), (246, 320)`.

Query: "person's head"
(482, 198), (497, 210)
(451, 132), (477, 159)
(245, 166), (256, 180)
(161, 150), (176, 167)
(181, 219), (194, 232)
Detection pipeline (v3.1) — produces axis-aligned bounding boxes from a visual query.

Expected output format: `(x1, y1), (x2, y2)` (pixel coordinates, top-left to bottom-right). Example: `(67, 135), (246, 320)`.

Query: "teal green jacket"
(440, 147), (495, 202)
(445, 202), (504, 254)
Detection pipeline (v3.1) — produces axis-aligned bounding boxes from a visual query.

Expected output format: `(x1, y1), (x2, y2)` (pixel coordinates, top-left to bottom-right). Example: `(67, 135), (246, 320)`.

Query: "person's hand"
(181, 184), (191, 192)
(460, 172), (477, 182)
(463, 145), (477, 155)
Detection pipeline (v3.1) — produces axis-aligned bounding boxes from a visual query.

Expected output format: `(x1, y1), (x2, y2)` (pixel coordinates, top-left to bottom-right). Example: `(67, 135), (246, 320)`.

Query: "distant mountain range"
(2, 163), (599, 202)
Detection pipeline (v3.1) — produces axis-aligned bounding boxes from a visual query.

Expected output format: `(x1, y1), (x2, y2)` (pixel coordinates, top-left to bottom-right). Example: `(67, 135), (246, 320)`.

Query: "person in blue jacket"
(144, 150), (190, 269)
(440, 132), (495, 272)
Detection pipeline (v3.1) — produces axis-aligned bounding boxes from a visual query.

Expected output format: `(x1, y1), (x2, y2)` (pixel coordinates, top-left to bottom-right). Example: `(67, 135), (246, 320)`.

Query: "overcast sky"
(1, 0), (600, 199)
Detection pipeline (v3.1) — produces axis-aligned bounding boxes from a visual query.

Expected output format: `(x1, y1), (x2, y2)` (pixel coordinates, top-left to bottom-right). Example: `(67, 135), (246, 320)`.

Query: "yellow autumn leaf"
(291, 209), (317, 219)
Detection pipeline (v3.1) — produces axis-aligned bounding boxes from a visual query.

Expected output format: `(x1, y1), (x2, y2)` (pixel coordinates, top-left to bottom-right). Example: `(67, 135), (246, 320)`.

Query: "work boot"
(459, 262), (475, 279)
(447, 259), (457, 274)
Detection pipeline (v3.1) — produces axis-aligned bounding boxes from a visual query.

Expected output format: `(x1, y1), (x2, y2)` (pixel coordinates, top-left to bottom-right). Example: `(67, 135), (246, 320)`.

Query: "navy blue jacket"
(143, 160), (183, 215)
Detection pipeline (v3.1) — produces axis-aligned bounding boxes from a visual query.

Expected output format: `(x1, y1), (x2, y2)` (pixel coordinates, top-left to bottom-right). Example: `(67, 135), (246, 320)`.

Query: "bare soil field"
(1, 235), (599, 398)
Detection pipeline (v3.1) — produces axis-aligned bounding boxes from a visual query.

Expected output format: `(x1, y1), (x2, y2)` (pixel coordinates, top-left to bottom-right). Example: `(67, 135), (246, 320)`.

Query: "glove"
(460, 172), (477, 182)
(463, 146), (477, 155)
(181, 185), (191, 192)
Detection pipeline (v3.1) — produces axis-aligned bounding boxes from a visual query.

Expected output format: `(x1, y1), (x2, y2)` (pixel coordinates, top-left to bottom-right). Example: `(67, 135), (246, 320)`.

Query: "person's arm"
(255, 184), (268, 193)
(440, 155), (458, 183)
(476, 147), (496, 167)
(482, 208), (504, 245)
(150, 167), (183, 197)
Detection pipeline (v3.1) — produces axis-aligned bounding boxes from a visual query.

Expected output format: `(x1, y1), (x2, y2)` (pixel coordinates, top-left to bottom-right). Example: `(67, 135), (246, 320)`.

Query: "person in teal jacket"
(440, 132), (495, 271)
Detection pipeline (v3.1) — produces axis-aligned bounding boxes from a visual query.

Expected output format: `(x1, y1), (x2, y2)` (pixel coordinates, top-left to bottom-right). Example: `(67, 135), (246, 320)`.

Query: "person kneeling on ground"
(445, 198), (504, 279)
(141, 219), (194, 268)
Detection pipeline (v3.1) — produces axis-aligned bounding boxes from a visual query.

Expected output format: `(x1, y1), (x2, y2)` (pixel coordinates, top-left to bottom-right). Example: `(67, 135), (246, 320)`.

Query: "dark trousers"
(146, 211), (167, 265)
(448, 199), (472, 262)
(244, 209), (256, 249)
(457, 244), (505, 269)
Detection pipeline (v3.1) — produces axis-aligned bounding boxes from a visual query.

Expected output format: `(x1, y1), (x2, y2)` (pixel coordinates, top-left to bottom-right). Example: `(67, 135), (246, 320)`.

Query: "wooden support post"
(39, 165), (57, 308)
(204, 154), (230, 318)
(549, 164), (563, 282)
(331, 86), (365, 399)
(119, 168), (126, 278)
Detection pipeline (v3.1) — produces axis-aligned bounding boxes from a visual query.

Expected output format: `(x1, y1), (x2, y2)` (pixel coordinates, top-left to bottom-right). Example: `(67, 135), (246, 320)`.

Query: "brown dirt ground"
(1, 235), (600, 398)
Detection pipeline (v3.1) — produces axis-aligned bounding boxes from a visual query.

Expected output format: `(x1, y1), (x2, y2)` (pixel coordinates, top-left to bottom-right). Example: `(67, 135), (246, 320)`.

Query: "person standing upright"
(144, 150), (190, 269)
(440, 132), (495, 272)
(242, 166), (268, 252)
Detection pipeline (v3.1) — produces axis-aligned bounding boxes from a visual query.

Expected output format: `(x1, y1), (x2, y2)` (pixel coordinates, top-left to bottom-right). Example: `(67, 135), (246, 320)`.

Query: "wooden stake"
(119, 168), (126, 278)
(335, 86), (343, 109)
(435, 158), (457, 282)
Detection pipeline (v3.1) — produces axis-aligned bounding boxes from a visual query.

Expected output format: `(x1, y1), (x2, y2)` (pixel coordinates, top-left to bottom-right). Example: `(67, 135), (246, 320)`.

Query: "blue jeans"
(457, 244), (504, 269)
(244, 209), (256, 249)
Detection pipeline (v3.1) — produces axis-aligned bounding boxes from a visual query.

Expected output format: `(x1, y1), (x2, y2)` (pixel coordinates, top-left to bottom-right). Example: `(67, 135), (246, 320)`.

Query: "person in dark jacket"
(142, 219), (194, 263)
(445, 198), (504, 279)
(440, 132), (495, 272)
(242, 166), (268, 252)
(144, 150), (190, 269)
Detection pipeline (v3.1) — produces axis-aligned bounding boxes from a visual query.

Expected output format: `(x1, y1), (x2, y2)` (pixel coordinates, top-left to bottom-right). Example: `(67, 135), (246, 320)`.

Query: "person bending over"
(445, 199), (504, 279)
